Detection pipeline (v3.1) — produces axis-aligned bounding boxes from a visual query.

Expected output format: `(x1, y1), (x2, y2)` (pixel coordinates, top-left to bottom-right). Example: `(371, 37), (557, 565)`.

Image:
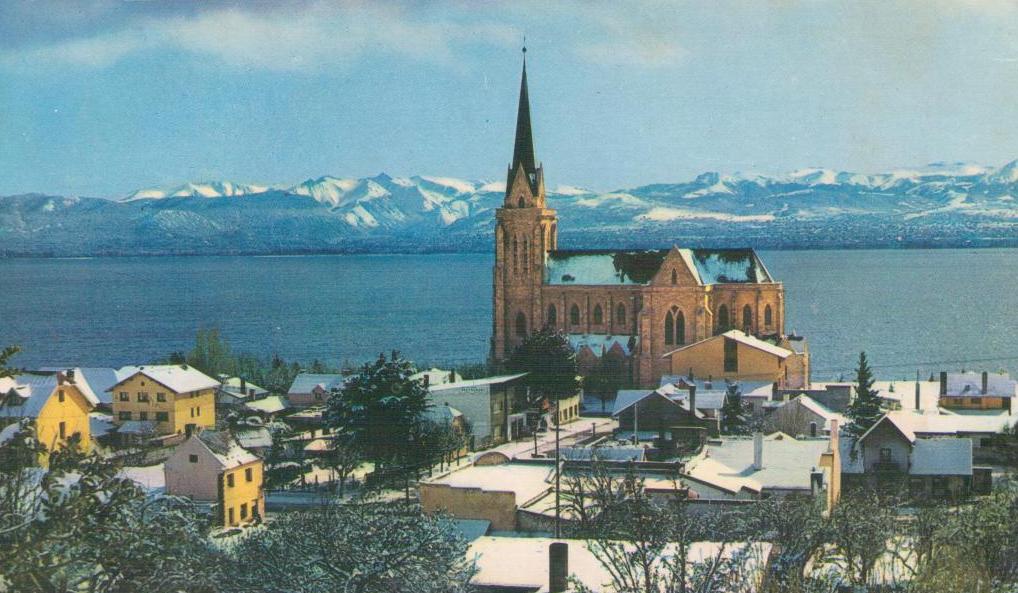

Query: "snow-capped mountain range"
(3, 161), (1018, 256)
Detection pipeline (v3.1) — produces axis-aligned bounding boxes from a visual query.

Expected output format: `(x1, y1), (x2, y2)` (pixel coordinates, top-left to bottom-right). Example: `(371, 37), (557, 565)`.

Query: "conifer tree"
(845, 351), (883, 438)
(720, 382), (750, 435)
(506, 326), (580, 405)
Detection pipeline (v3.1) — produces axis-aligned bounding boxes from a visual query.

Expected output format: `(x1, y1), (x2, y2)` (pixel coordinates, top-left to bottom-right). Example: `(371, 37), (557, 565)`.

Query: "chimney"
(939, 372), (947, 396)
(423, 374), (430, 388)
(549, 542), (568, 593)
(914, 380), (921, 412)
(66, 369), (76, 383)
(688, 385), (697, 416)
(752, 432), (763, 470)
(982, 371), (989, 395)
(240, 377), (247, 392)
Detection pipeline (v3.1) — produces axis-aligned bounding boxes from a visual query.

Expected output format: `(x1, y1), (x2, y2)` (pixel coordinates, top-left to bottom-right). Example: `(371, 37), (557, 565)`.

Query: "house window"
(59, 422), (66, 439)
(139, 412), (148, 421)
(742, 305), (753, 330)
(764, 305), (773, 327)
(675, 309), (685, 345)
(809, 422), (817, 437)
(137, 392), (150, 403)
(196, 407), (200, 417)
(156, 412), (169, 422)
(240, 503), (248, 520)
(515, 312), (527, 337)
(879, 448), (893, 462)
(547, 305), (557, 327)
(119, 392), (129, 401)
(190, 407), (195, 418)
(58, 390), (65, 403)
(723, 338), (738, 372)
(227, 473), (235, 488)
(157, 392), (166, 402)
(189, 454), (199, 463)
(717, 304), (730, 331)
(246, 467), (253, 482)
(570, 304), (580, 326)
(592, 304), (603, 325)
(616, 303), (626, 326)
(119, 411), (132, 421)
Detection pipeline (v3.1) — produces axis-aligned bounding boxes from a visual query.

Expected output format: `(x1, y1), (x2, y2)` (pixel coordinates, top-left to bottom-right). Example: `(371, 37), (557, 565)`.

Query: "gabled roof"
(427, 373), (528, 392)
(686, 249), (773, 284)
(194, 430), (260, 468)
(780, 395), (846, 430)
(661, 330), (793, 359)
(243, 395), (289, 414)
(611, 388), (706, 419)
(0, 374), (99, 418)
(37, 367), (119, 405)
(568, 334), (637, 357)
(287, 373), (347, 395)
(861, 410), (1012, 445)
(110, 365), (219, 395)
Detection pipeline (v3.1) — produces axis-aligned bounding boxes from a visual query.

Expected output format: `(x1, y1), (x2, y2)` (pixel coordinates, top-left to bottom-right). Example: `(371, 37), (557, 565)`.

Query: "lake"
(2, 249), (1017, 381)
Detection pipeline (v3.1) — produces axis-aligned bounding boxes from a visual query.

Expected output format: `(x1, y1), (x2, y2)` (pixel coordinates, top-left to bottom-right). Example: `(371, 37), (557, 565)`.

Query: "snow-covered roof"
(37, 367), (120, 405)
(243, 395), (289, 414)
(684, 456), (762, 495)
(424, 463), (554, 506)
(195, 430), (260, 468)
(703, 434), (830, 491)
(111, 365), (219, 395)
(235, 427), (273, 450)
(0, 374), (98, 418)
(219, 376), (268, 396)
(612, 387), (713, 418)
(427, 373), (528, 392)
(910, 438), (972, 476)
(568, 334), (637, 357)
(781, 395), (846, 431)
(116, 420), (157, 435)
(468, 536), (773, 593)
(661, 330), (792, 359)
(89, 413), (116, 439)
(287, 373), (347, 396)
(544, 249), (669, 285)
(423, 403), (464, 424)
(944, 371), (1017, 397)
(862, 410), (1012, 444)
(686, 249), (772, 284)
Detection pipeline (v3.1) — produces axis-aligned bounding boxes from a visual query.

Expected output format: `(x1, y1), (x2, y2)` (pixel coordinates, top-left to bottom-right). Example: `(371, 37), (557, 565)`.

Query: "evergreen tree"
(325, 352), (431, 492)
(506, 327), (580, 406)
(845, 351), (884, 438)
(720, 382), (750, 435)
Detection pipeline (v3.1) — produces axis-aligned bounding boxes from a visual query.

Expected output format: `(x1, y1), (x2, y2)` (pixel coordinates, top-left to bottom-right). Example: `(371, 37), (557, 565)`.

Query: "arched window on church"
(523, 240), (529, 270)
(743, 305), (753, 331)
(717, 304), (730, 332)
(764, 304), (773, 327)
(569, 304), (580, 326)
(675, 309), (685, 345)
(616, 303), (626, 328)
(518, 196), (525, 208)
(547, 305), (557, 328)
(664, 310), (675, 345)
(671, 269), (678, 285)
(512, 237), (518, 272)
(593, 304), (603, 325)
(515, 312), (527, 337)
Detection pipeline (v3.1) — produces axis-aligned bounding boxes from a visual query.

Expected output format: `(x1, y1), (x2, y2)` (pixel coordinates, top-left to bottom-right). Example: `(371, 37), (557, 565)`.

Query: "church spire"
(512, 46), (537, 175)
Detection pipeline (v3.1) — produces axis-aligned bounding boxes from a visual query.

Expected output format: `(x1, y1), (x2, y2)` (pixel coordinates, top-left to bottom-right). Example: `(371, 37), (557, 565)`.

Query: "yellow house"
(0, 371), (97, 464)
(164, 430), (265, 527)
(108, 365), (220, 438)
(661, 330), (809, 389)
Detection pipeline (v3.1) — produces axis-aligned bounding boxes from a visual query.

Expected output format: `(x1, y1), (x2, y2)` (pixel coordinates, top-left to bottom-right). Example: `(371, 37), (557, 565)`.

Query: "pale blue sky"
(2, 1), (1017, 197)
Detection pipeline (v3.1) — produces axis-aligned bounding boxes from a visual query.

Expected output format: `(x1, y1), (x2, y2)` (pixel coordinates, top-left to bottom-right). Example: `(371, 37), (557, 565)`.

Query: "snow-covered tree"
(507, 326), (580, 406)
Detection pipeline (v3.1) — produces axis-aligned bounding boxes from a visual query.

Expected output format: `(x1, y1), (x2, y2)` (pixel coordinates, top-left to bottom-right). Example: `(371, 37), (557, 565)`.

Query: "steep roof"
(661, 330), (793, 359)
(111, 365), (219, 394)
(545, 249), (669, 285)
(0, 374), (98, 418)
(195, 430), (260, 468)
(687, 249), (772, 284)
(568, 334), (637, 357)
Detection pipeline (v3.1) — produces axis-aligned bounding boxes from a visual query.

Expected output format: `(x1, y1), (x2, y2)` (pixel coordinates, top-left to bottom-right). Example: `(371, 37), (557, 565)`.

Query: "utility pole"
(554, 402), (561, 538)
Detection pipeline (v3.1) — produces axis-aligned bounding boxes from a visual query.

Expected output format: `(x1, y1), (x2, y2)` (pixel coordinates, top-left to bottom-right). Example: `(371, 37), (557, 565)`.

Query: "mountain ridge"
(3, 160), (1018, 256)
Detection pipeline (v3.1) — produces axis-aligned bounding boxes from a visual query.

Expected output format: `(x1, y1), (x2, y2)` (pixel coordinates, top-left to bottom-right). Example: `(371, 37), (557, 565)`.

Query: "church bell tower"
(491, 48), (558, 362)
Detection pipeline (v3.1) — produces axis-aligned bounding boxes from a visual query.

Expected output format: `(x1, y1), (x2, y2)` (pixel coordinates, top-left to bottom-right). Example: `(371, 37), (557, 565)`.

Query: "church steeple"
(506, 45), (544, 206)
(512, 51), (536, 175)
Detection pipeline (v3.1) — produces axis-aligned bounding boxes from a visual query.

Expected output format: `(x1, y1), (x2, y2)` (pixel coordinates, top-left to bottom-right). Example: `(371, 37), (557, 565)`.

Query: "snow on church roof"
(543, 248), (772, 286)
(568, 334), (637, 356)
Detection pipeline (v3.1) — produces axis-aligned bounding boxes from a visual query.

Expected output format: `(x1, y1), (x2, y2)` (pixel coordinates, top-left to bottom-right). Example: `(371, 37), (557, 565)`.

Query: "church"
(491, 54), (808, 389)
